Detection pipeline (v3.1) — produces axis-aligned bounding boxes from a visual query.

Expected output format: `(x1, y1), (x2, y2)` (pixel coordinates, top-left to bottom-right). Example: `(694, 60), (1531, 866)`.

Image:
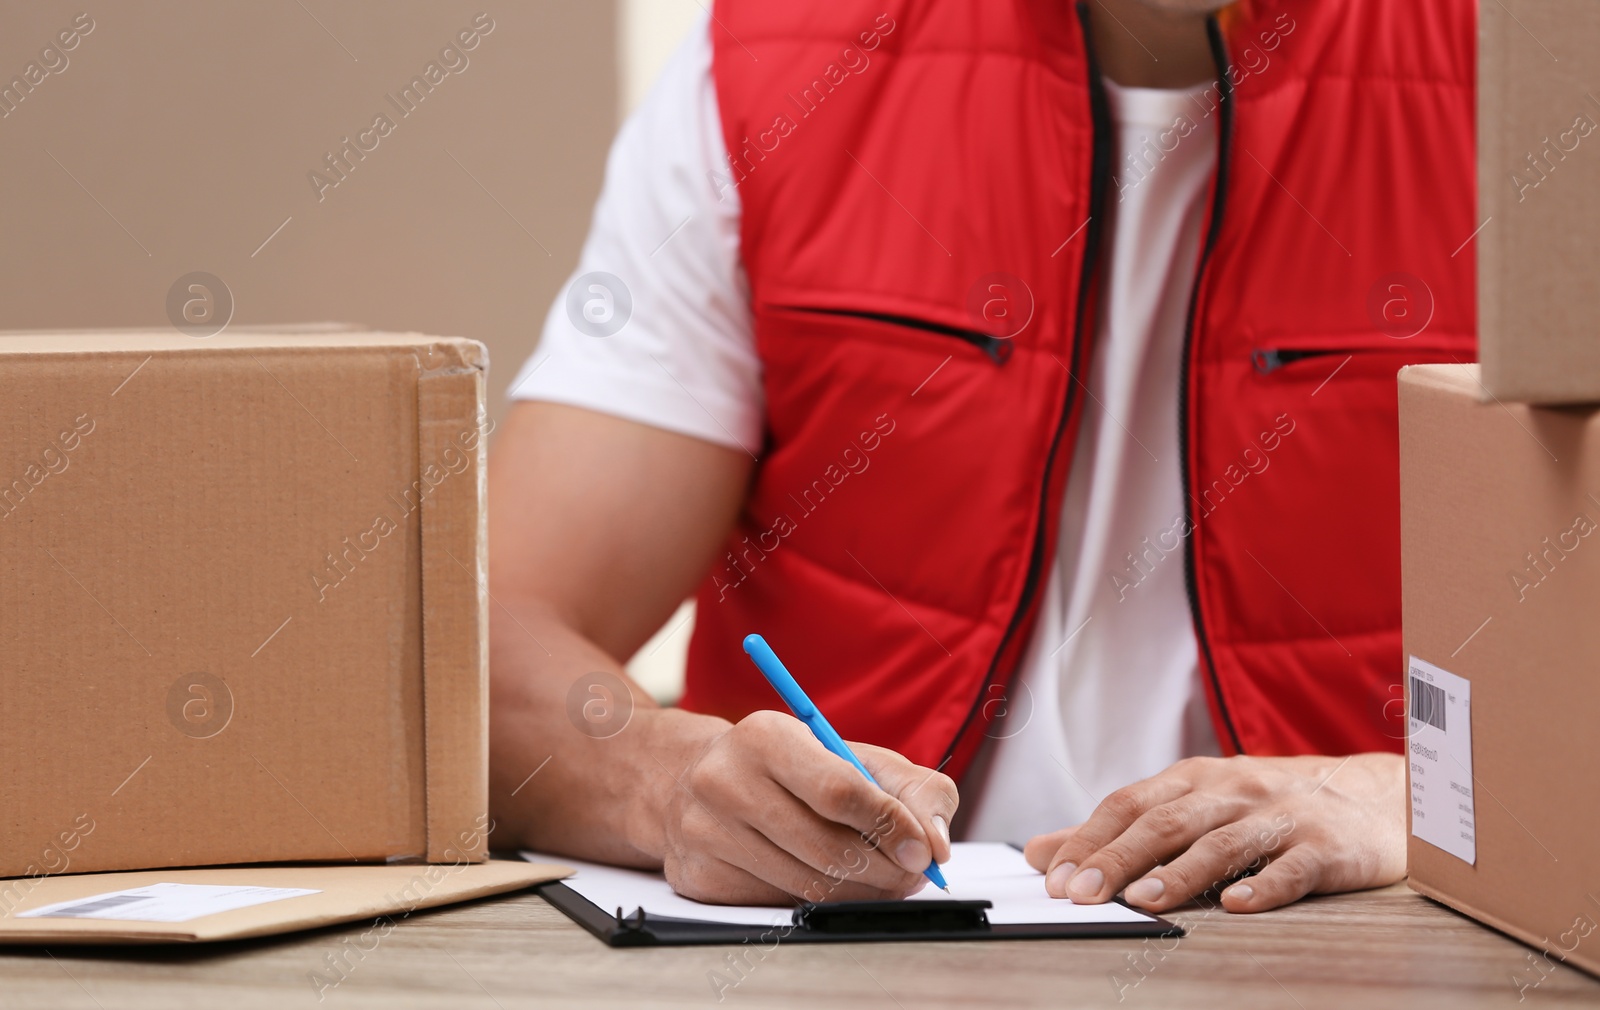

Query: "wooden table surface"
(2, 880), (1597, 1009)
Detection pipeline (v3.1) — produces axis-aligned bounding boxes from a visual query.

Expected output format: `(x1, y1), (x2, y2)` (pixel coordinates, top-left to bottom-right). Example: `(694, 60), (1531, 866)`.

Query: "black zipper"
(779, 305), (1013, 364)
(1241, 352), (1344, 376)
(937, 0), (1113, 771)
(1251, 348), (1347, 374)
(1177, 16), (1246, 755)
(1252, 344), (1443, 375)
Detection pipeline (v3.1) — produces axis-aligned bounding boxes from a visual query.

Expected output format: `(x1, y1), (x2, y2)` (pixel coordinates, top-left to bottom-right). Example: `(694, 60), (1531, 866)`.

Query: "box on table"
(1400, 363), (1600, 980)
(1479, 0), (1600, 403)
(0, 326), (490, 886)
(0, 860), (570, 946)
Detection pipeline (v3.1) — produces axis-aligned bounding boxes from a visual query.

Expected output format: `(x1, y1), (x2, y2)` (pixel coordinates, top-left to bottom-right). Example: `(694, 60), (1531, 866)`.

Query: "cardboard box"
(1479, 0), (1600, 403)
(0, 859), (569, 946)
(0, 327), (490, 879)
(1400, 363), (1600, 981)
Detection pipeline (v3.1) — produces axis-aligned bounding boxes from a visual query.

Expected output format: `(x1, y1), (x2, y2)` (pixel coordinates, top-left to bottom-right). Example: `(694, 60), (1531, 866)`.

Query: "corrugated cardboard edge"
(417, 343), (491, 863)
(1477, 0), (1506, 399)
(0, 860), (570, 945)
(1398, 361), (1481, 399)
(1408, 876), (1600, 979)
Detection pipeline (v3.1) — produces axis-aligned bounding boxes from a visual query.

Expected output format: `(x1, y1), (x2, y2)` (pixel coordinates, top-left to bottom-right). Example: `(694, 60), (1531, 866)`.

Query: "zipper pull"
(1252, 349), (1284, 374)
(979, 336), (1015, 364)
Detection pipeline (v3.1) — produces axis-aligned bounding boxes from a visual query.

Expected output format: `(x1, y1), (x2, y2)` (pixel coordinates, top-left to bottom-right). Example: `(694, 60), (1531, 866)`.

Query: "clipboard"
(536, 884), (1181, 947)
(526, 843), (1182, 947)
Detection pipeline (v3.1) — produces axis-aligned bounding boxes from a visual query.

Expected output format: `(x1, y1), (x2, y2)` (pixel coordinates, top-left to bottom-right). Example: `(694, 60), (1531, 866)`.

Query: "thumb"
(854, 742), (959, 865)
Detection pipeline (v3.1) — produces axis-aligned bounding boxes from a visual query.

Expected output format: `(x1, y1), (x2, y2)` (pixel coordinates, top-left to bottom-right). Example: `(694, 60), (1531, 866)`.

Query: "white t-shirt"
(510, 17), (1220, 840)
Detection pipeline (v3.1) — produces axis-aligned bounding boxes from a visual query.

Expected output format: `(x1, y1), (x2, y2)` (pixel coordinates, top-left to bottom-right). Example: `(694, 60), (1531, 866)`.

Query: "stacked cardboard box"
(1478, 0), (1600, 403)
(0, 327), (491, 891)
(1400, 364), (1600, 980)
(1401, 0), (1600, 982)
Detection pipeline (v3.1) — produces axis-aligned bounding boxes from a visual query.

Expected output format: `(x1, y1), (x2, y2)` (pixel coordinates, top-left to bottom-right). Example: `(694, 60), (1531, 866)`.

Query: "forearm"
(486, 593), (729, 867)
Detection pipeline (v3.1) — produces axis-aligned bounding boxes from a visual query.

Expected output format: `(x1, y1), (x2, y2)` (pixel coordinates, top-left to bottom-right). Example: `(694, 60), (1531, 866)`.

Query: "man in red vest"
(488, 0), (1474, 914)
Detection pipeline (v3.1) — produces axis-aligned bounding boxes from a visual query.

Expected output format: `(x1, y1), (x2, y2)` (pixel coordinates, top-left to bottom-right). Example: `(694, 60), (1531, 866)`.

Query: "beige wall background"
(0, 1), (701, 698)
(0, 1), (613, 415)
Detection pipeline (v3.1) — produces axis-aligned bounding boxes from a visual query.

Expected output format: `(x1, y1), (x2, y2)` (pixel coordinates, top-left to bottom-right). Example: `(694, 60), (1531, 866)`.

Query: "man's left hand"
(1022, 753), (1405, 913)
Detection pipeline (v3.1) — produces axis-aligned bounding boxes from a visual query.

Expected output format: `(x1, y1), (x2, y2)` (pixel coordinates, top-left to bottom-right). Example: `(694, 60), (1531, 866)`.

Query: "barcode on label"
(1410, 676), (1447, 731)
(41, 894), (151, 918)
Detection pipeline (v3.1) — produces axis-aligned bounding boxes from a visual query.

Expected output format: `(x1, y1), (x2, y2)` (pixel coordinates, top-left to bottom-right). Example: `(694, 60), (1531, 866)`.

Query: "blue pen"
(742, 633), (950, 892)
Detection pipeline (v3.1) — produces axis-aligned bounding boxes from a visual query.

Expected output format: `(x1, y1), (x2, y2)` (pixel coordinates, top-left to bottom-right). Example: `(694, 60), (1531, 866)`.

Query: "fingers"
(1221, 845), (1323, 913)
(664, 710), (938, 903)
(781, 756), (931, 875)
(1045, 775), (1192, 872)
(1023, 826), (1077, 873)
(1041, 778), (1213, 902)
(1119, 815), (1289, 912)
(854, 742), (960, 865)
(663, 840), (791, 906)
(766, 791), (928, 894)
(668, 760), (926, 902)
(669, 793), (924, 903)
(741, 712), (936, 876)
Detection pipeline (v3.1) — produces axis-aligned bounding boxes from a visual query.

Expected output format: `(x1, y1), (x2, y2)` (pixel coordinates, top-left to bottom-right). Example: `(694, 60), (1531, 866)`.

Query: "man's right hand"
(659, 709), (958, 905)
(486, 402), (957, 905)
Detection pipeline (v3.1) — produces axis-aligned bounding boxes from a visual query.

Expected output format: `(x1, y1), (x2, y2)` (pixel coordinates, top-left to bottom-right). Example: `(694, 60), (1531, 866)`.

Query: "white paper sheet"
(521, 841), (1155, 926)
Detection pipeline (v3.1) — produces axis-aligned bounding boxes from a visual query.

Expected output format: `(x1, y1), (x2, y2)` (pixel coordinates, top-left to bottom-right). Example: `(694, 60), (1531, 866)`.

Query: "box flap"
(416, 365), (490, 861)
(1398, 362), (1481, 399)
(0, 328), (487, 362)
(0, 860), (570, 945)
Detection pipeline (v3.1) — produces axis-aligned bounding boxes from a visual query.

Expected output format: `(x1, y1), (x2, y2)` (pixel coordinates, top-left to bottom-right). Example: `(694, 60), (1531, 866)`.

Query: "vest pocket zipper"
(1250, 348), (1354, 374)
(778, 305), (1014, 364)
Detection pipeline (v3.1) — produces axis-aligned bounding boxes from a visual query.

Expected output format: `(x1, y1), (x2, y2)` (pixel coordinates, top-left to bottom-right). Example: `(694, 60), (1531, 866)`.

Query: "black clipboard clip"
(794, 899), (992, 935)
(615, 906), (649, 934)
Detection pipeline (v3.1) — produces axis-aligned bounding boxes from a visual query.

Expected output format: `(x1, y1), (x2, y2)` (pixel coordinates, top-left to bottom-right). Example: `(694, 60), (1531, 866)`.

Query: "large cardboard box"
(0, 327), (490, 879)
(1400, 363), (1600, 982)
(1479, 0), (1600, 403)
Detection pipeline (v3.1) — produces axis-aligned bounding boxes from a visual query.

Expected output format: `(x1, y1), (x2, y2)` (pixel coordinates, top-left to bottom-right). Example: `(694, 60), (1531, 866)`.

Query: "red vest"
(681, 0), (1477, 780)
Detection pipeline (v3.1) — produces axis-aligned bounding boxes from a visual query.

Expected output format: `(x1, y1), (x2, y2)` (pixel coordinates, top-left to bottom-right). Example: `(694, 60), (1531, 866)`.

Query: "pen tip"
(942, 886), (951, 893)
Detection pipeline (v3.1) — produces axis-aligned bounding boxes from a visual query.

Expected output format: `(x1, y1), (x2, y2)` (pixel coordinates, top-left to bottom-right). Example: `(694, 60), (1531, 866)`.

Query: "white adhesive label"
(1407, 656), (1476, 864)
(18, 883), (319, 923)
